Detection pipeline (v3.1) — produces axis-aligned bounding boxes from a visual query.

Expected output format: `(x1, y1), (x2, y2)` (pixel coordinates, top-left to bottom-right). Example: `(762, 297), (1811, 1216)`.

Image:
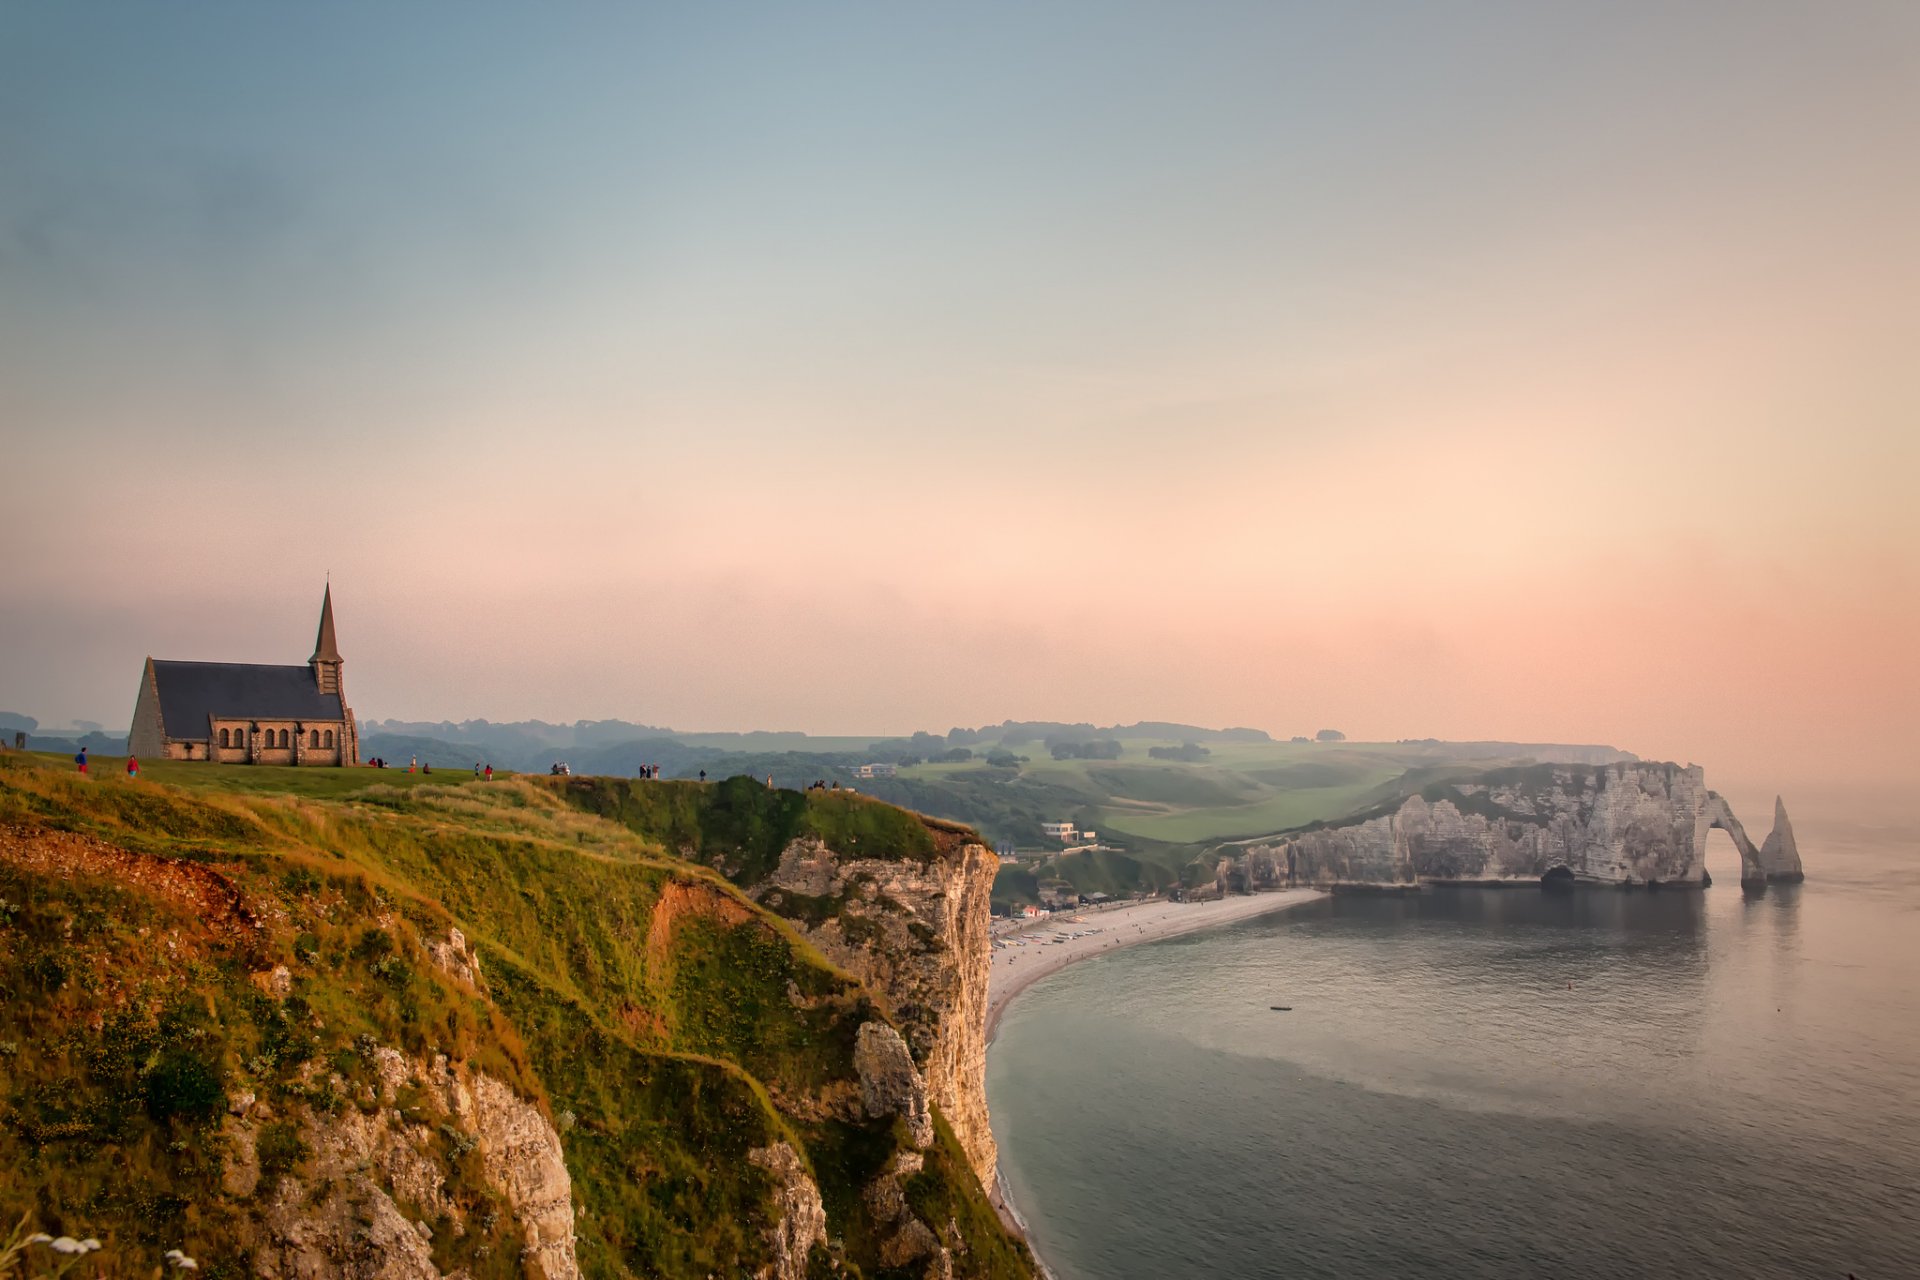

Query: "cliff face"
(1244, 763), (1803, 887)
(751, 832), (999, 1191)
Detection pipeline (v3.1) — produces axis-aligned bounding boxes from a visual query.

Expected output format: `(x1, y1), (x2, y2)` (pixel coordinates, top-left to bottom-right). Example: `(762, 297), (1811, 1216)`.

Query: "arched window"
(219, 728), (229, 748)
(278, 729), (289, 749)
(324, 729), (335, 748)
(310, 729), (321, 748)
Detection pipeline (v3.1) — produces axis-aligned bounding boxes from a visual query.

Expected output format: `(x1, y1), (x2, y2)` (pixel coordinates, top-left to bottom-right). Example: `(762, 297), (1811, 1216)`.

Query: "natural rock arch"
(1705, 792), (1804, 885)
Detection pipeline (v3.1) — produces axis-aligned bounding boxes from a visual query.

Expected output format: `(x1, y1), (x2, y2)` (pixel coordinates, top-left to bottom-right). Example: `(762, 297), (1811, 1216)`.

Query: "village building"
(127, 586), (359, 766)
(1040, 821), (1078, 842)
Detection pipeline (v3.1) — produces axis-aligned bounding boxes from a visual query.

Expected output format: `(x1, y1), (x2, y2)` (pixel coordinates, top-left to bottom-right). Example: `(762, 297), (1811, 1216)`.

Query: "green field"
(893, 740), (1448, 845)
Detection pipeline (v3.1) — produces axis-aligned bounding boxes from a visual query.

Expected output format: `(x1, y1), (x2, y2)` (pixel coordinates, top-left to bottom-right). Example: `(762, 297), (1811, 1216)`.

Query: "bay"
(986, 789), (1920, 1278)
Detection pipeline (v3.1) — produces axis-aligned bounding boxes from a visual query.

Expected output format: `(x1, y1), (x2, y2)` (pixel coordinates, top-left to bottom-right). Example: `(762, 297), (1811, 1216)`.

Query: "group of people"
(74, 746), (140, 779)
(364, 756), (432, 773)
(805, 779), (847, 791)
(636, 763), (662, 780)
(67, 746), (489, 781)
(548, 762), (573, 776)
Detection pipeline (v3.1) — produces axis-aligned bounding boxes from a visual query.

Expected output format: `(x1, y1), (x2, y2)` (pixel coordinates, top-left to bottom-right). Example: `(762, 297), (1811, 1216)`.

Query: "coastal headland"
(987, 889), (1324, 1040)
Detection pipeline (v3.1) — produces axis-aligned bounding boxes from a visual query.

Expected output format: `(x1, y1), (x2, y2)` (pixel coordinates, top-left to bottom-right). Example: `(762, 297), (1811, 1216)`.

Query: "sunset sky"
(3, 3), (1915, 789)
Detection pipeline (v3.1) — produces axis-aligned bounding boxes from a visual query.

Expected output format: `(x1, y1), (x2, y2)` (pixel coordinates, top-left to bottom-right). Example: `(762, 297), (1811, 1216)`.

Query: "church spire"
(311, 583), (342, 673)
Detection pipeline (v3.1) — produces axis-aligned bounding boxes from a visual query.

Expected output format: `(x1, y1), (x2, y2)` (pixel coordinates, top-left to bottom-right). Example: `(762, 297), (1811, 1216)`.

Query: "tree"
(1315, 729), (1346, 742)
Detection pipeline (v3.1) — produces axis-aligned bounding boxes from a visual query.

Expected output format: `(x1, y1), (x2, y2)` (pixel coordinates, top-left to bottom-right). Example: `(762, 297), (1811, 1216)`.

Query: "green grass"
(0, 751), (1030, 1279)
(879, 739), (1426, 850)
(1093, 769), (1403, 842)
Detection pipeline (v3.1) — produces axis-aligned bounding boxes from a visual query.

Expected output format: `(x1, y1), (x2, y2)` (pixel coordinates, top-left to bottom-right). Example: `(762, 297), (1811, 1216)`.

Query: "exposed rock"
(438, 1065), (578, 1280)
(863, 1148), (944, 1273)
(1758, 796), (1806, 882)
(247, 1047), (576, 1280)
(854, 1022), (934, 1148)
(755, 836), (998, 1186)
(425, 926), (483, 989)
(864, 1149), (924, 1223)
(257, 1169), (443, 1280)
(1248, 764), (1801, 888)
(748, 1142), (827, 1280)
(880, 1217), (940, 1269)
(253, 964), (293, 998)
(219, 1114), (260, 1197)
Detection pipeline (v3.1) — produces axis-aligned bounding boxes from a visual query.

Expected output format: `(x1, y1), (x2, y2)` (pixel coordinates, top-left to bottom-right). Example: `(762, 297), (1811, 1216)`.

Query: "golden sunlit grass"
(0, 751), (1033, 1279)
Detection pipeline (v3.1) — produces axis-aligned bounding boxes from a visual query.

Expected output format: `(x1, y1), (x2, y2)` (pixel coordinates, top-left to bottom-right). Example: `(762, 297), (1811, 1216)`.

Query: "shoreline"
(985, 887), (1324, 1043)
(981, 888), (1325, 1277)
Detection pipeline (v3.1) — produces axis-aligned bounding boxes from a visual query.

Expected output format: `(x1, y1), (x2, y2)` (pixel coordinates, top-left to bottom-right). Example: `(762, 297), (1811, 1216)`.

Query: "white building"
(1040, 821), (1077, 842)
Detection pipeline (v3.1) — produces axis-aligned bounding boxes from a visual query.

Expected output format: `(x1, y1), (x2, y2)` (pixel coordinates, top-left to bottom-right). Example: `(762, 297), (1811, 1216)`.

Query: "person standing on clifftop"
(75, 747), (87, 775)
(126, 754), (139, 780)
(484, 764), (493, 781)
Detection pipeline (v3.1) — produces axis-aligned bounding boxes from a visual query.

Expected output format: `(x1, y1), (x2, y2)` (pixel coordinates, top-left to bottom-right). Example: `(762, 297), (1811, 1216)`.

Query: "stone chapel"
(127, 585), (359, 765)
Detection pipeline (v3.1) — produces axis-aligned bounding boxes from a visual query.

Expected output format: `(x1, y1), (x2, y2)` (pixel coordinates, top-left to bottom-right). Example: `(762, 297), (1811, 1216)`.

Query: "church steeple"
(311, 584), (342, 693)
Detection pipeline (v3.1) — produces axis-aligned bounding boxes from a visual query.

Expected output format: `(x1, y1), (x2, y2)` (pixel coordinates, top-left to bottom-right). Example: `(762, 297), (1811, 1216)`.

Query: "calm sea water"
(986, 793), (1920, 1279)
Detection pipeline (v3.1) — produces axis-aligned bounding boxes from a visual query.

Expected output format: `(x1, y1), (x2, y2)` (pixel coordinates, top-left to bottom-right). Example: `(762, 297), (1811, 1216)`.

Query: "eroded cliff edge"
(1237, 762), (1804, 888)
(750, 833), (999, 1190)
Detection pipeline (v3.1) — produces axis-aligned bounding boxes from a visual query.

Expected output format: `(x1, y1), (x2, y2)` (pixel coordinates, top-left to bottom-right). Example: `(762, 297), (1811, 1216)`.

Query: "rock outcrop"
(747, 1142), (828, 1280)
(752, 833), (998, 1188)
(247, 1048), (577, 1280)
(1244, 763), (1802, 888)
(854, 1021), (935, 1148)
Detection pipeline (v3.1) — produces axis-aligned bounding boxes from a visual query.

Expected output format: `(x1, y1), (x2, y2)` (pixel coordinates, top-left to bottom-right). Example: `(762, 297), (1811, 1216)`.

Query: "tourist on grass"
(75, 747), (87, 774)
(126, 755), (139, 780)
(484, 764), (493, 781)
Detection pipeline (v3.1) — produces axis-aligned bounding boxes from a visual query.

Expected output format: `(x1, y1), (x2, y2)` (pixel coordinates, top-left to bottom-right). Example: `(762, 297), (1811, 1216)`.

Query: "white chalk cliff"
(1243, 763), (1804, 888)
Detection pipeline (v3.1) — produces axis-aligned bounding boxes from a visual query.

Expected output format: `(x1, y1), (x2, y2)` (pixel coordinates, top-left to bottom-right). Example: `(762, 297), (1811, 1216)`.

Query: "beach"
(986, 889), (1324, 1041)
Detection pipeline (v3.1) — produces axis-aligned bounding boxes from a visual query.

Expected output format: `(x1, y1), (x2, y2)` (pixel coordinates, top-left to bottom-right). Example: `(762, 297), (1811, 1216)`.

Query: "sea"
(986, 788), (1920, 1279)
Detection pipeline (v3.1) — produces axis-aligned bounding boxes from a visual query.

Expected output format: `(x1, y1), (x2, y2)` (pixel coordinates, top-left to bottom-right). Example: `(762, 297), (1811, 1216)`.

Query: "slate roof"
(151, 661), (346, 739)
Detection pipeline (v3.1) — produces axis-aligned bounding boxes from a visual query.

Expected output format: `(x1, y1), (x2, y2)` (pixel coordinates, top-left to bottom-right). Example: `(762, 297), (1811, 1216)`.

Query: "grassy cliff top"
(0, 752), (1027, 1279)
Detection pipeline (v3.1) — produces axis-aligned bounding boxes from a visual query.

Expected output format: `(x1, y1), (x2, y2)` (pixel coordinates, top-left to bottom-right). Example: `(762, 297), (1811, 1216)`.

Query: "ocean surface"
(986, 791), (1920, 1279)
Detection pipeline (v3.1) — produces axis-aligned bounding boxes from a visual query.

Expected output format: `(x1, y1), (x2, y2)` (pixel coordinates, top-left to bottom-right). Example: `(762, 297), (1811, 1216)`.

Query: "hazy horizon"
(4, 3), (1916, 794)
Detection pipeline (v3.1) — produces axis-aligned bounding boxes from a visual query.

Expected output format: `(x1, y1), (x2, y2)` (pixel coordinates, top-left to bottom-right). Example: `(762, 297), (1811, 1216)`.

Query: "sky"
(2, 2), (1916, 790)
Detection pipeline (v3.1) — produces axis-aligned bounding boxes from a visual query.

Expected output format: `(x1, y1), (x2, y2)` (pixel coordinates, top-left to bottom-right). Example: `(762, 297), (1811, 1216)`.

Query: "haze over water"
(987, 789), (1920, 1278)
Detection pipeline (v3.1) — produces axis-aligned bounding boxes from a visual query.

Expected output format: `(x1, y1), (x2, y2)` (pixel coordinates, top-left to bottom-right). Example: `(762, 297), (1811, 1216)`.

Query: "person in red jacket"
(126, 754), (140, 780)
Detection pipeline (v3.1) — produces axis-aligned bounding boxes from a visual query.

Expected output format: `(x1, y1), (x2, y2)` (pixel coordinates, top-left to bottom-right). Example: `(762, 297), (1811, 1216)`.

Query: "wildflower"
(166, 1247), (200, 1269)
(26, 1233), (51, 1244)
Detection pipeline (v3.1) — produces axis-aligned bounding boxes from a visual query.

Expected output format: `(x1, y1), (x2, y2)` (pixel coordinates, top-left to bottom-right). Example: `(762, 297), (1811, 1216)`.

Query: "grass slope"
(0, 753), (1031, 1280)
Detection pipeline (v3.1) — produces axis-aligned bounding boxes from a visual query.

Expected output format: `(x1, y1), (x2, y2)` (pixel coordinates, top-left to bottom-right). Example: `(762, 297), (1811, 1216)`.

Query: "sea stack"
(1756, 796), (1806, 883)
